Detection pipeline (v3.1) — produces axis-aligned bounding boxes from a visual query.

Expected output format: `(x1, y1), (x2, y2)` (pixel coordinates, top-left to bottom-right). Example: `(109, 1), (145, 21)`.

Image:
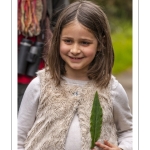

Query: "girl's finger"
(104, 140), (113, 148)
(95, 142), (110, 149)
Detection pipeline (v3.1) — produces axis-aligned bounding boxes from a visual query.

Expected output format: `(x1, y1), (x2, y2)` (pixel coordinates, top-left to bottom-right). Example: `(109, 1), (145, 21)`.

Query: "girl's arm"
(111, 81), (132, 150)
(18, 77), (40, 150)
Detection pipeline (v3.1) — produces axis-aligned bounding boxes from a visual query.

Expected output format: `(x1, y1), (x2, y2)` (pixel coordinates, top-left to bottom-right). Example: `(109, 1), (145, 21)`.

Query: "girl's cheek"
(60, 44), (70, 53)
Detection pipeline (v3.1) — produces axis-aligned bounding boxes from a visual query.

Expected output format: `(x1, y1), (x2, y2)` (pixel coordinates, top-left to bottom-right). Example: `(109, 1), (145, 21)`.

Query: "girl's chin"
(67, 64), (88, 71)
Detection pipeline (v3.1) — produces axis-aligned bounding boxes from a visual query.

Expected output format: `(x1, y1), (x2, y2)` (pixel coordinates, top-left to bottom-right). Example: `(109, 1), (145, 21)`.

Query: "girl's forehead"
(60, 21), (96, 40)
(62, 20), (91, 32)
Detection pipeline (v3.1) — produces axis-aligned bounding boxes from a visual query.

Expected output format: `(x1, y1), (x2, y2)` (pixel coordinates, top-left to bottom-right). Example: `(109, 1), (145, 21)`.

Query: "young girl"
(18, 0), (132, 150)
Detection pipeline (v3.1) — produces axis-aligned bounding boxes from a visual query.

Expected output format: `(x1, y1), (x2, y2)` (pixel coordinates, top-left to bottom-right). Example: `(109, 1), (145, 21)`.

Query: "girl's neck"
(64, 64), (89, 81)
(64, 71), (89, 81)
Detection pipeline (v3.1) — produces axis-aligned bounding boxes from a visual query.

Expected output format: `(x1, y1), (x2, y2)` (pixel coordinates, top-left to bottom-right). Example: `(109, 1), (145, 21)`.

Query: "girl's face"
(60, 21), (98, 77)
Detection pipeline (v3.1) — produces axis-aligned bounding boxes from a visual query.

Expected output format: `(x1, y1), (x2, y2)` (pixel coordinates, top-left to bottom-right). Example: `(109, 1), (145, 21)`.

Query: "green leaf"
(90, 91), (103, 149)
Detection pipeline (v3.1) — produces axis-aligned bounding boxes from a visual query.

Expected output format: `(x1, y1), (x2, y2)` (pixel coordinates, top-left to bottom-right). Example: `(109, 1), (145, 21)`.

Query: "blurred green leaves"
(112, 20), (132, 75)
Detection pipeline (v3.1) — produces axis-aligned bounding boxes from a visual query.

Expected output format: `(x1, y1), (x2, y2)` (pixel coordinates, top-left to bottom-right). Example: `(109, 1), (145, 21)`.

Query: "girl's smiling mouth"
(68, 56), (84, 62)
(69, 56), (83, 59)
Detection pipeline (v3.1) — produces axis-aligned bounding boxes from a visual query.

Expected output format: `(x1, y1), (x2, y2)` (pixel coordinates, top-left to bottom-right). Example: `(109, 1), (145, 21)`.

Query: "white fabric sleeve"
(17, 77), (40, 150)
(111, 80), (132, 150)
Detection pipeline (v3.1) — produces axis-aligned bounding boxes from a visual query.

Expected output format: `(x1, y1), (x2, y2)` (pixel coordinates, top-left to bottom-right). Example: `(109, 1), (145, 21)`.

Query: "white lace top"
(18, 76), (132, 150)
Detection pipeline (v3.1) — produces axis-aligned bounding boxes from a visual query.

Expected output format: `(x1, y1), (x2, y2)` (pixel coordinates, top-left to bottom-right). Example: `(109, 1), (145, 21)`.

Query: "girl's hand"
(92, 140), (123, 150)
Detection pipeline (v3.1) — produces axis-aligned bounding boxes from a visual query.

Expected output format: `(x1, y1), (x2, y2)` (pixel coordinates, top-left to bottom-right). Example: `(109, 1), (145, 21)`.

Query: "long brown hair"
(46, 0), (114, 88)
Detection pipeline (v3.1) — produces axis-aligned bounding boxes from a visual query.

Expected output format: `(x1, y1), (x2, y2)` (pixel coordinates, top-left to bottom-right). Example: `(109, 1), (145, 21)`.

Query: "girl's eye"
(81, 41), (90, 46)
(64, 39), (72, 44)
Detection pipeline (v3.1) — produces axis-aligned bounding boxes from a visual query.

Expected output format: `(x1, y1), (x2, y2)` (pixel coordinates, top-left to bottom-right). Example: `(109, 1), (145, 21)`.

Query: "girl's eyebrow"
(61, 36), (94, 41)
(80, 38), (93, 41)
(61, 36), (72, 38)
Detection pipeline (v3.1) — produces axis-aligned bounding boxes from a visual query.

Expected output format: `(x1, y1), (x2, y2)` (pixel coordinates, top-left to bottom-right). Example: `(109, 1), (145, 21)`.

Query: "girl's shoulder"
(110, 75), (119, 90)
(110, 75), (126, 92)
(110, 75), (127, 97)
(36, 68), (51, 80)
(28, 76), (40, 88)
(36, 68), (46, 76)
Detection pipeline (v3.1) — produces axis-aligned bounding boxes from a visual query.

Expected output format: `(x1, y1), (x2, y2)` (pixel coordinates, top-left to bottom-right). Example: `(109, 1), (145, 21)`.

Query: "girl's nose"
(70, 44), (81, 55)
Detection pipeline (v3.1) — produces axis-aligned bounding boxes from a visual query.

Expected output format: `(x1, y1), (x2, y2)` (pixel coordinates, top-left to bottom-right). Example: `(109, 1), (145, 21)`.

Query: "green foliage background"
(69, 0), (132, 75)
